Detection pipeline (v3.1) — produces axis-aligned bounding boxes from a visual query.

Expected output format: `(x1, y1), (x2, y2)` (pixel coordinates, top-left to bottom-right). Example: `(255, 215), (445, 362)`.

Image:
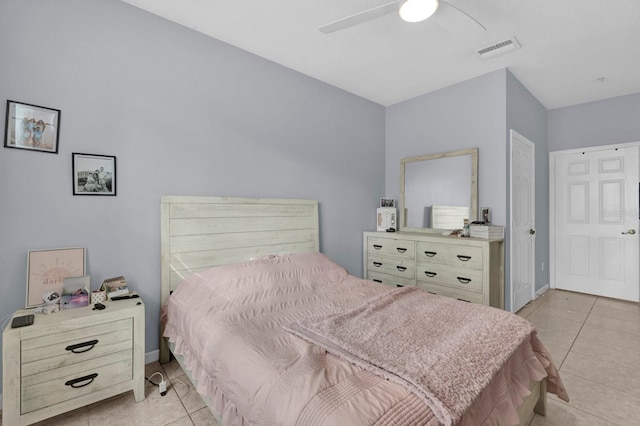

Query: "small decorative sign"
(26, 247), (86, 308)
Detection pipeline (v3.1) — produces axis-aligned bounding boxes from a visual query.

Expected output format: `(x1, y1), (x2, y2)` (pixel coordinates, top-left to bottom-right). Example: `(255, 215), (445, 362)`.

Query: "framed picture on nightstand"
(26, 247), (86, 308)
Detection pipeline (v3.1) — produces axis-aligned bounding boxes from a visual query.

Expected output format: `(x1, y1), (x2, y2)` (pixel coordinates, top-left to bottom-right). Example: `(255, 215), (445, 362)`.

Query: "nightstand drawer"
(21, 350), (132, 414)
(22, 319), (132, 375)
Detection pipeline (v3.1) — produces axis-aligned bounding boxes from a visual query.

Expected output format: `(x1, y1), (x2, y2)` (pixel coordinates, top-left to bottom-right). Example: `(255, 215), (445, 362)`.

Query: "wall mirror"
(400, 148), (478, 232)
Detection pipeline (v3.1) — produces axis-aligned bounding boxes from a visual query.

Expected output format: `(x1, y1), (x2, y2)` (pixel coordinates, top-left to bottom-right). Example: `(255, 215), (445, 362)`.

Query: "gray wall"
(386, 69), (552, 311)
(385, 70), (508, 227)
(385, 70), (510, 305)
(0, 0), (385, 389)
(548, 92), (640, 151)
(505, 70), (550, 299)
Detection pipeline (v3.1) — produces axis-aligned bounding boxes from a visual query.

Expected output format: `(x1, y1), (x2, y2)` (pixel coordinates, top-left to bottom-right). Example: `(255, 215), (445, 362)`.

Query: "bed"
(159, 195), (567, 425)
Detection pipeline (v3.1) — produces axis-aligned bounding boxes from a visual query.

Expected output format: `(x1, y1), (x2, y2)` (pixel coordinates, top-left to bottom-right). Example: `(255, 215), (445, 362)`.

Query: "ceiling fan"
(319, 0), (486, 34)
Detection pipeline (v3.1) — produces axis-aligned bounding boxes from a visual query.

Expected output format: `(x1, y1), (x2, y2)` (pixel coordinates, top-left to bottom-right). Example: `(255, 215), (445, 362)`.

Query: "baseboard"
(536, 284), (550, 298)
(146, 349), (160, 364)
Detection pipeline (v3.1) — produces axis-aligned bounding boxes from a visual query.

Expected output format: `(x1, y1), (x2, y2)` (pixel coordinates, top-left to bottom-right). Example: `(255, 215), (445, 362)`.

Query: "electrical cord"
(146, 372), (167, 396)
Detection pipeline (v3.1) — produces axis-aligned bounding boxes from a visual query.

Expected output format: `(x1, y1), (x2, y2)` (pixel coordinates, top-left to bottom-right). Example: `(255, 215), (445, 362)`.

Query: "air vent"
(476, 37), (520, 59)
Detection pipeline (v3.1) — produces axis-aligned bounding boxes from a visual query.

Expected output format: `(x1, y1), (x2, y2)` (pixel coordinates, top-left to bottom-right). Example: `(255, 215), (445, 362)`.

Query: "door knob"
(529, 229), (536, 235)
(622, 229), (636, 235)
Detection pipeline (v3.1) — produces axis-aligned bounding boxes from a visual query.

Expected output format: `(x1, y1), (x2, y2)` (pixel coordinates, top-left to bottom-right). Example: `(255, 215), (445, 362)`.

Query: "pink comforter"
(163, 252), (566, 425)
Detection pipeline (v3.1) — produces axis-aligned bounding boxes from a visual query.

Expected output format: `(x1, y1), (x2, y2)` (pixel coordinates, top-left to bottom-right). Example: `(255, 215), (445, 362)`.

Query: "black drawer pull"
(457, 298), (471, 303)
(373, 279), (382, 283)
(65, 373), (98, 388)
(424, 251), (437, 257)
(396, 266), (407, 272)
(457, 277), (472, 284)
(373, 262), (382, 267)
(65, 339), (99, 354)
(427, 291), (436, 295)
(424, 271), (437, 278)
(396, 248), (407, 253)
(457, 255), (472, 262)
(373, 244), (382, 250)
(396, 284), (404, 288)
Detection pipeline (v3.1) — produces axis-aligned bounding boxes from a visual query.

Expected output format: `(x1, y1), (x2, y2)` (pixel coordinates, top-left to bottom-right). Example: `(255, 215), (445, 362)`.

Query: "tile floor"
(1, 289), (638, 425)
(518, 289), (640, 426)
(0, 359), (220, 426)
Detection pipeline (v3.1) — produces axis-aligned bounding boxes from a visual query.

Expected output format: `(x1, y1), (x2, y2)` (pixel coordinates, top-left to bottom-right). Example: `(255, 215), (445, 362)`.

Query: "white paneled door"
(510, 130), (535, 313)
(553, 145), (639, 301)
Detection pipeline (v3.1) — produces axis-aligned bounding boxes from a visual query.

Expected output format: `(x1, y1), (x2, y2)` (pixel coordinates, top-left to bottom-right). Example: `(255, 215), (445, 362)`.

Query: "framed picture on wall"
(72, 153), (117, 195)
(4, 100), (61, 153)
(26, 247), (86, 308)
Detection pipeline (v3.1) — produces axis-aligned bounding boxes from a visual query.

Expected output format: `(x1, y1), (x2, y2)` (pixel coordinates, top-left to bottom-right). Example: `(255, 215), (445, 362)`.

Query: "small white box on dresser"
(469, 224), (504, 239)
(2, 298), (145, 426)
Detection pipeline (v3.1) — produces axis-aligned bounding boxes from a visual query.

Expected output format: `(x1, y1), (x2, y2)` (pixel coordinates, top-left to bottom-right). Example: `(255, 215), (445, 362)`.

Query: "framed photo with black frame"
(4, 100), (61, 153)
(72, 153), (117, 195)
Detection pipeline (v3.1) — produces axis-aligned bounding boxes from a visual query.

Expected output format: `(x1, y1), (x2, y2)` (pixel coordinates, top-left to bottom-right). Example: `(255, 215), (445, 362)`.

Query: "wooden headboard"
(159, 195), (319, 362)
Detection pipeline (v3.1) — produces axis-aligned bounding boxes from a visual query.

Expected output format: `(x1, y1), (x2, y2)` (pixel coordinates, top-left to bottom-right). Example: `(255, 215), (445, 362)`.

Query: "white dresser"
(2, 298), (145, 425)
(364, 231), (504, 308)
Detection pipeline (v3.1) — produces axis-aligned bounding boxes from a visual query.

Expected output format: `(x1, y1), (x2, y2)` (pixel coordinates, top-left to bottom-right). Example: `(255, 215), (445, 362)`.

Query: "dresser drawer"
(22, 319), (132, 376)
(21, 350), (132, 414)
(367, 255), (415, 280)
(367, 237), (415, 259)
(416, 282), (483, 304)
(367, 270), (416, 288)
(417, 262), (483, 293)
(416, 242), (483, 270)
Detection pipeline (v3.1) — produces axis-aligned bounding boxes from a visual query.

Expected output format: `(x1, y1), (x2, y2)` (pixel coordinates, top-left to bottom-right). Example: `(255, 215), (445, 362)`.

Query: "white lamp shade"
(399, 0), (439, 23)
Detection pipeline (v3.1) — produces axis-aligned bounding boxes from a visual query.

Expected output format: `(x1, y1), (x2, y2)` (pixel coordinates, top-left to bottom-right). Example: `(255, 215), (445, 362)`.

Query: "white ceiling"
(120, 0), (640, 109)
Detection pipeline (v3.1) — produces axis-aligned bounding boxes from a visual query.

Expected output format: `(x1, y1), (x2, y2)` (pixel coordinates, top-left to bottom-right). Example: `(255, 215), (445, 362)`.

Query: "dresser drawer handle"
(396, 284), (404, 288)
(457, 277), (472, 284)
(424, 271), (437, 278)
(373, 262), (382, 267)
(396, 266), (407, 272)
(65, 339), (99, 353)
(457, 255), (472, 262)
(457, 298), (471, 303)
(424, 251), (437, 257)
(373, 279), (382, 283)
(396, 248), (407, 253)
(65, 373), (98, 388)
(373, 244), (383, 250)
(427, 291), (437, 295)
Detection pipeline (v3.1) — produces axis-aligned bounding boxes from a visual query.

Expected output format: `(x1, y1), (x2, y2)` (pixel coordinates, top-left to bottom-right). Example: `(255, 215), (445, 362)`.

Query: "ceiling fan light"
(399, 0), (439, 23)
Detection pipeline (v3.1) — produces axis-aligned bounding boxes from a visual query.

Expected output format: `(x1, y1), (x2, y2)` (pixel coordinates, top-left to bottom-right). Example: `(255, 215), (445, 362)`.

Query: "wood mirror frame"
(400, 148), (478, 232)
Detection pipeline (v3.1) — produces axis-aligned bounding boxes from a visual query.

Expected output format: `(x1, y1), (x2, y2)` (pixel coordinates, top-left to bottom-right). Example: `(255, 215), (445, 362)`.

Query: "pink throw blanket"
(287, 286), (568, 426)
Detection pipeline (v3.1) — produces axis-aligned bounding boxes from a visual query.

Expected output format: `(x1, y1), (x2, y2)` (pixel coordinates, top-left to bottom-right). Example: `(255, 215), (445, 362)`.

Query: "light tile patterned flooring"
(519, 289), (640, 426)
(1, 289), (638, 425)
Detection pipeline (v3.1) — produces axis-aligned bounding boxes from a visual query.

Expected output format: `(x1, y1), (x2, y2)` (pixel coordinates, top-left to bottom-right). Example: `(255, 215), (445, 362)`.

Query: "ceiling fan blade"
(440, 0), (486, 31)
(319, 2), (399, 34)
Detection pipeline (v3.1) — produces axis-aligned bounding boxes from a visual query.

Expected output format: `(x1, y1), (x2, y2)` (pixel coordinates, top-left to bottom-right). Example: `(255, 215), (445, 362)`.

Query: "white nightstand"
(2, 298), (145, 425)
